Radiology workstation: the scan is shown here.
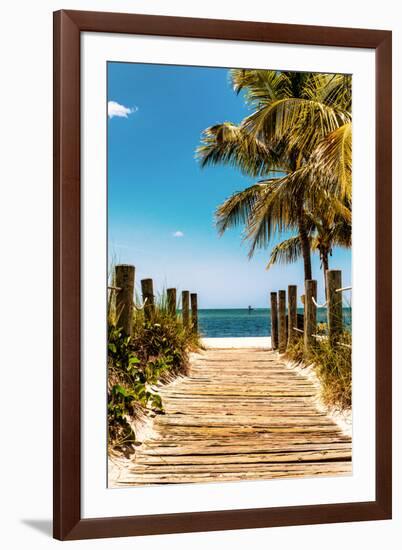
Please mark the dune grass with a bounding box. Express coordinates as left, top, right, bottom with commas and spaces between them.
286, 327, 351, 411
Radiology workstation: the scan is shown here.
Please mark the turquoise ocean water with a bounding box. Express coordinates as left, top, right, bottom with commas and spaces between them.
198, 308, 352, 338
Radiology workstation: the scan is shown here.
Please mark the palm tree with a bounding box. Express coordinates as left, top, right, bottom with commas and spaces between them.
197, 69, 351, 282
267, 208, 351, 299
264, 120, 352, 297
198, 124, 315, 277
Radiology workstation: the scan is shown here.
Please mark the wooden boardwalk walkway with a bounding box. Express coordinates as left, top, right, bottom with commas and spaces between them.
119, 348, 352, 485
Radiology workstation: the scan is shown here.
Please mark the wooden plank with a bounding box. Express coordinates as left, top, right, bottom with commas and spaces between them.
118, 462, 352, 485
154, 415, 336, 427
135, 449, 351, 465
138, 443, 352, 456
130, 464, 353, 474
109, 348, 351, 486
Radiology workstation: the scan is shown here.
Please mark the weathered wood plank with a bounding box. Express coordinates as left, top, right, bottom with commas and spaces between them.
137, 442, 352, 456
154, 415, 336, 427
135, 449, 351, 464
111, 348, 351, 486
118, 462, 352, 485
130, 461, 352, 473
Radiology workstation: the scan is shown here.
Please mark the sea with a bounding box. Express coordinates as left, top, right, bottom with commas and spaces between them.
198, 308, 352, 338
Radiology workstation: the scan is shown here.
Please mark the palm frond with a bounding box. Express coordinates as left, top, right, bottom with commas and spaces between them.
196, 122, 286, 177
243, 97, 350, 157
230, 69, 291, 105
215, 183, 267, 235
303, 73, 351, 111
266, 235, 304, 269
307, 123, 352, 200
244, 175, 300, 256
329, 219, 352, 248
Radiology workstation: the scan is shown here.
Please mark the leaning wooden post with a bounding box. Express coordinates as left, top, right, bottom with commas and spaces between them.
141, 278, 155, 321
278, 290, 287, 353
327, 270, 343, 346
115, 264, 135, 336
190, 293, 198, 333
167, 288, 177, 317
288, 285, 298, 346
270, 292, 279, 350
182, 290, 190, 329
304, 279, 317, 353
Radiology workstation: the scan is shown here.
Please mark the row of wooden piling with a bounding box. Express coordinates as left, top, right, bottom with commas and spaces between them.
270, 269, 345, 354
113, 264, 198, 336
176, 290, 198, 334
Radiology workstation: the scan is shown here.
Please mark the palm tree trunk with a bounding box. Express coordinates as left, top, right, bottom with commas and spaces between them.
322, 249, 329, 300
297, 210, 312, 281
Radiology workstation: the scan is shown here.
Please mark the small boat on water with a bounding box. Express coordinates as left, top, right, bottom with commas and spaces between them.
247, 305, 254, 313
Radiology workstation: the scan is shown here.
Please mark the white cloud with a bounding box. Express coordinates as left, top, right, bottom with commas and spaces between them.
172, 231, 184, 238
108, 100, 137, 119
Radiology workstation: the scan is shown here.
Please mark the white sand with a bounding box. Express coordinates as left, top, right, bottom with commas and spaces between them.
202, 336, 272, 349
285, 358, 352, 437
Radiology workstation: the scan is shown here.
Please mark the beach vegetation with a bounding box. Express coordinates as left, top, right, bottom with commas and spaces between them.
286, 295, 352, 411
107, 289, 199, 452
286, 329, 352, 410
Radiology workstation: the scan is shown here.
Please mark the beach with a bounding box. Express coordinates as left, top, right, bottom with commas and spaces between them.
202, 336, 271, 349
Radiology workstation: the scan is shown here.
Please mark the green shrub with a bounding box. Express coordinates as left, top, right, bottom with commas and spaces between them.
130, 305, 199, 373
107, 291, 199, 450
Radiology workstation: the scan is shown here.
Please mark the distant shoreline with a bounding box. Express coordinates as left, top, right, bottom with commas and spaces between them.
196, 307, 352, 310
196, 308, 351, 338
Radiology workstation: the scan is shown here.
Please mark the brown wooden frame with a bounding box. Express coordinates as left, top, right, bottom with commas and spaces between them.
53, 9, 392, 541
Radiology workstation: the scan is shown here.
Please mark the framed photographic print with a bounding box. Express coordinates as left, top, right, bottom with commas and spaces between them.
53, 10, 392, 540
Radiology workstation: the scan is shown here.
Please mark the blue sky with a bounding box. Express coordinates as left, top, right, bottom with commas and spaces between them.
108, 62, 351, 308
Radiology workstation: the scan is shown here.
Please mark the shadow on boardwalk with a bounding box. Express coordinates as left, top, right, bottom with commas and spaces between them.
109, 347, 352, 486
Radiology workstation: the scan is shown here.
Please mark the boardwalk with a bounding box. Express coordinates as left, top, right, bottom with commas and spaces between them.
115, 347, 352, 485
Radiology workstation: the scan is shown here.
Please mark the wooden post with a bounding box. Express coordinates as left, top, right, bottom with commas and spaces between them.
327, 270, 343, 345
167, 288, 176, 317
278, 290, 287, 353
288, 285, 297, 346
270, 292, 278, 350
285, 313, 288, 345
190, 293, 198, 333
115, 264, 135, 336
182, 290, 190, 329
304, 279, 317, 353
141, 278, 155, 321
